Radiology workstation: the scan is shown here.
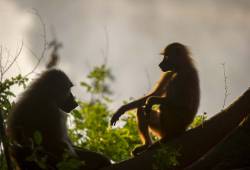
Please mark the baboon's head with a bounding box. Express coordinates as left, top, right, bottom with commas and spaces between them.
159, 42, 192, 72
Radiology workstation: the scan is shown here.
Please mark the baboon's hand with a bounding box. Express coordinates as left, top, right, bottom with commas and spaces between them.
110, 109, 124, 126
110, 113, 121, 126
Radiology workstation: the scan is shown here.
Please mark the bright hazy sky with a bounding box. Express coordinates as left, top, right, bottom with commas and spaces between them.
1, 0, 250, 117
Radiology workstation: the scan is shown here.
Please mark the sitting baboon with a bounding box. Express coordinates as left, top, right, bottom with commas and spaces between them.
111, 42, 200, 156
7, 69, 110, 169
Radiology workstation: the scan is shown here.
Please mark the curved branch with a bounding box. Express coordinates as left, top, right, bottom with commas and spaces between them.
24, 9, 48, 77
101, 88, 250, 170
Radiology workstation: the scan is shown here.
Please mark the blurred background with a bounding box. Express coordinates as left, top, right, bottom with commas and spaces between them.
1, 0, 250, 116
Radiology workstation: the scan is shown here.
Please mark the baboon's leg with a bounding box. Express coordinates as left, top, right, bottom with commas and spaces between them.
136, 106, 152, 145
133, 108, 161, 156
160, 109, 191, 141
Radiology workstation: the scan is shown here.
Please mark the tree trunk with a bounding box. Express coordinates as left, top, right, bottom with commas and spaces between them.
186, 116, 250, 170
101, 88, 250, 170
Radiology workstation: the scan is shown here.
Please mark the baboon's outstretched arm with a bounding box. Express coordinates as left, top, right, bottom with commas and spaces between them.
110, 71, 173, 126
118, 71, 174, 113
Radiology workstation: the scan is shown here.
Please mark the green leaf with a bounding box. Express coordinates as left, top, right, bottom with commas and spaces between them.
33, 131, 43, 145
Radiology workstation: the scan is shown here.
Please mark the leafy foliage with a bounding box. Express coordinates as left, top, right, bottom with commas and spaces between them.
80, 64, 114, 101
189, 114, 207, 129
0, 75, 28, 170
0, 75, 28, 116
152, 144, 181, 170
69, 65, 141, 161
25, 131, 48, 170
56, 152, 83, 170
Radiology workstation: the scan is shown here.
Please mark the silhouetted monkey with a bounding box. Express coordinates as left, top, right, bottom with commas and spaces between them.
7, 69, 110, 170
111, 43, 200, 156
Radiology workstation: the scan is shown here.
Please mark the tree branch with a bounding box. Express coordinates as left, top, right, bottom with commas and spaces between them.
101, 88, 250, 170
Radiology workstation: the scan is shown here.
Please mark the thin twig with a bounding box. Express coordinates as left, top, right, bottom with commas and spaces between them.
221, 63, 230, 109
15, 60, 22, 75
3, 47, 11, 69
24, 9, 48, 77
2, 41, 24, 75
25, 45, 40, 59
